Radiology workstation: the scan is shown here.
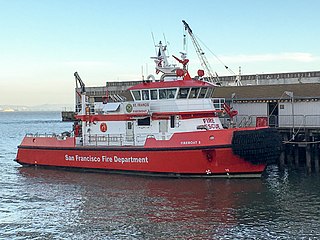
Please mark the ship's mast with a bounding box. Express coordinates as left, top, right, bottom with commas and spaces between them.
151, 41, 178, 75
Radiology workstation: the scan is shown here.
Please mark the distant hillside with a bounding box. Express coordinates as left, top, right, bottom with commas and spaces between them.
0, 104, 74, 112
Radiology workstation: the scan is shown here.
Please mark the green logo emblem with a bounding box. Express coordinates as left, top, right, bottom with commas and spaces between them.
126, 104, 133, 113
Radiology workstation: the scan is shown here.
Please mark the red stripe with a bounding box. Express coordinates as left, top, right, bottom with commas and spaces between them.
75, 110, 222, 121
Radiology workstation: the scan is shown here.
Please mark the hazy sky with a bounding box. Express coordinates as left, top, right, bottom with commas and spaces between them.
1, 0, 320, 106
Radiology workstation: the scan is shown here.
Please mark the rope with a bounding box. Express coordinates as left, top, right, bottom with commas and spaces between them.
194, 34, 236, 75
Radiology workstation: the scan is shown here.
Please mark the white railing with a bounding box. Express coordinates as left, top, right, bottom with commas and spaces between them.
81, 132, 174, 147
26, 133, 71, 138
221, 114, 320, 128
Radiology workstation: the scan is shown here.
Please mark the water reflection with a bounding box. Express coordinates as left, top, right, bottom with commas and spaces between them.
15, 167, 273, 239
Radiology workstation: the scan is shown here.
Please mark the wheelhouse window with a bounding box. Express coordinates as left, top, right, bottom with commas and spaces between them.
159, 88, 178, 99
177, 88, 190, 99
132, 90, 141, 100
205, 88, 214, 98
159, 89, 167, 99
150, 89, 158, 100
167, 89, 177, 99
198, 87, 207, 98
189, 88, 200, 98
142, 90, 150, 100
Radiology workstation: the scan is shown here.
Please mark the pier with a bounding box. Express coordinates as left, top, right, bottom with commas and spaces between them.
221, 113, 320, 173
61, 111, 75, 121
278, 127, 320, 173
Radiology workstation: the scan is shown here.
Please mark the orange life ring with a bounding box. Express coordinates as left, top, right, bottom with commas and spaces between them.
100, 123, 107, 132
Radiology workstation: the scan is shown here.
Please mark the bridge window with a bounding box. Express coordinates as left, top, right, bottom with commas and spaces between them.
132, 91, 141, 100
178, 88, 190, 99
159, 88, 177, 99
150, 89, 158, 100
205, 88, 214, 98
142, 90, 150, 100
189, 88, 200, 98
159, 89, 167, 99
198, 87, 207, 98
167, 89, 177, 99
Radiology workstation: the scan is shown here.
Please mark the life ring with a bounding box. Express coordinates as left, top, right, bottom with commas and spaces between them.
100, 123, 107, 132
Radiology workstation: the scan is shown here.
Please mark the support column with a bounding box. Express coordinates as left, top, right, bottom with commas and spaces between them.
306, 144, 312, 173
279, 150, 285, 169
294, 145, 299, 168
315, 144, 319, 173
287, 145, 293, 167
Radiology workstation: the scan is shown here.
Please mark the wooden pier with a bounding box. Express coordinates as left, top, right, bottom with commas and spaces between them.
61, 111, 75, 122
278, 127, 320, 173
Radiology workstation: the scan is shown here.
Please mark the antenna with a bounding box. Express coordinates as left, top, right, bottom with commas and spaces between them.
163, 33, 170, 56
182, 22, 188, 53
151, 32, 157, 55
141, 65, 144, 80
146, 63, 148, 77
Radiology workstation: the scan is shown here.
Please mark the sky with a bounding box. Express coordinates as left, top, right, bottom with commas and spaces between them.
1, 0, 320, 107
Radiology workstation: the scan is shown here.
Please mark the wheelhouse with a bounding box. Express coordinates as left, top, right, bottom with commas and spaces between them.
130, 84, 215, 101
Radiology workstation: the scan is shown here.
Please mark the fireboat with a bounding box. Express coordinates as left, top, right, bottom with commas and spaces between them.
15, 21, 282, 178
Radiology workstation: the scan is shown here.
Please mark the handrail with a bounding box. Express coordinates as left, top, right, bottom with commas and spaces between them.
229, 114, 320, 128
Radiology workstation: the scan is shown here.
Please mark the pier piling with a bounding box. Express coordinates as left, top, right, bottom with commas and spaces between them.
315, 145, 319, 173
279, 128, 320, 173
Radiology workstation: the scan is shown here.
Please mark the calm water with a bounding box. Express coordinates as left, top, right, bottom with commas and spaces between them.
1, 112, 320, 239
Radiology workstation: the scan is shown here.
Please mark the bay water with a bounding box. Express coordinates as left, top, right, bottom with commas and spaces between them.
1, 111, 320, 239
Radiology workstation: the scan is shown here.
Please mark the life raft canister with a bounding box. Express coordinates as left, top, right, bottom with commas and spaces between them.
100, 123, 107, 132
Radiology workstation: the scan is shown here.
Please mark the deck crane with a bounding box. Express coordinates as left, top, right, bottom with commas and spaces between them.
74, 72, 86, 94
74, 72, 86, 113
182, 20, 221, 85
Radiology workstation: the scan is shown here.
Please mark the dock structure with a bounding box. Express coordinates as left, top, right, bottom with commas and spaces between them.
213, 83, 320, 173
62, 70, 320, 172
61, 111, 76, 121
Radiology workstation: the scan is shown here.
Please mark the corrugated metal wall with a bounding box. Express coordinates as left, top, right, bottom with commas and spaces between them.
232, 101, 320, 127
233, 103, 268, 116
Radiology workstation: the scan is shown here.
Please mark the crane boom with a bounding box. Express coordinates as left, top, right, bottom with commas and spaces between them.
74, 72, 86, 94
182, 20, 220, 85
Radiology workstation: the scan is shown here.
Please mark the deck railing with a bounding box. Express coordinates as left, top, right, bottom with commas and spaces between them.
223, 114, 320, 128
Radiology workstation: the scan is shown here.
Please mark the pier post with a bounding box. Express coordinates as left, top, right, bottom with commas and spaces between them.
294, 145, 299, 168
306, 144, 312, 173
315, 144, 319, 173
279, 150, 285, 169
287, 145, 293, 166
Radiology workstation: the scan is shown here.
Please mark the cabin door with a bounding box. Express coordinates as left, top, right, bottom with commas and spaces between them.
125, 121, 134, 145
268, 102, 279, 127
159, 120, 168, 140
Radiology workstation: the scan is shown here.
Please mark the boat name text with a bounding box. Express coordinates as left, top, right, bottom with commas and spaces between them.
65, 154, 149, 164
180, 140, 201, 145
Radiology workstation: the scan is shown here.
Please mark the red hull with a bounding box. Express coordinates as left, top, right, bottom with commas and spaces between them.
15, 129, 266, 178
